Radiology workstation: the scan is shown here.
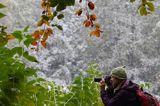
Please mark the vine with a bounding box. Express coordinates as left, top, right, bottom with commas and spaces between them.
75, 0, 103, 37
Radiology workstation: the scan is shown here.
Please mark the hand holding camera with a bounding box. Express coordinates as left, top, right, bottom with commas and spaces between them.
94, 75, 112, 89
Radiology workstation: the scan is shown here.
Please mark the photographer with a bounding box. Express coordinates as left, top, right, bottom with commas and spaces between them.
99, 66, 140, 106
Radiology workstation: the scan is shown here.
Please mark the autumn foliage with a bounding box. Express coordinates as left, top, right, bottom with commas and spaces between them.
5, 0, 102, 49
31, 0, 55, 49
76, 0, 102, 37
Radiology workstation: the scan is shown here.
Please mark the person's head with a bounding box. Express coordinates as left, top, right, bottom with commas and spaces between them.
110, 66, 127, 88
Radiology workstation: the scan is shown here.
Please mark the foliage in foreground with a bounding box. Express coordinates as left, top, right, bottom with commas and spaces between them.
0, 24, 103, 106
0, 43, 104, 106
0, 4, 103, 105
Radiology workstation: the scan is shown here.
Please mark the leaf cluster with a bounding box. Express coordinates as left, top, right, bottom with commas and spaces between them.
130, 0, 155, 16
49, 0, 75, 31
139, 1, 155, 16
50, 0, 75, 11
0, 26, 39, 105
0, 23, 103, 105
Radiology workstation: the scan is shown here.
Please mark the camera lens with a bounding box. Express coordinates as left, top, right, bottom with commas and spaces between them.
94, 78, 102, 82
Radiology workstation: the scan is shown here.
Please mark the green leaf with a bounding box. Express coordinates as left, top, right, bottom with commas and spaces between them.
0, 36, 7, 47
42, 15, 49, 21
0, 65, 8, 81
57, 14, 64, 19
12, 31, 23, 42
11, 47, 23, 56
139, 6, 147, 16
52, 24, 63, 30
26, 85, 41, 93
0, 12, 6, 19
24, 36, 34, 47
23, 51, 38, 63
130, 0, 136, 3
146, 2, 155, 11
23, 26, 30, 32
50, 0, 59, 7
24, 68, 36, 76
0, 3, 6, 8
53, 11, 57, 17
65, 0, 75, 6
56, 3, 66, 11
56, 25, 63, 30
36, 78, 46, 82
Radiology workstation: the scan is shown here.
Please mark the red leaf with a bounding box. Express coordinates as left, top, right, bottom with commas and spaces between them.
79, 0, 82, 3
88, 2, 94, 10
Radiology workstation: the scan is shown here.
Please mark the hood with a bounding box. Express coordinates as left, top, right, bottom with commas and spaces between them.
121, 80, 139, 92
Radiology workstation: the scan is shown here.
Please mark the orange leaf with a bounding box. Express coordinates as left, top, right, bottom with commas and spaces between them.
46, 28, 53, 36
5, 34, 15, 40
90, 29, 101, 37
39, 30, 44, 35
75, 9, 82, 16
48, 7, 52, 16
95, 23, 101, 29
31, 41, 38, 46
43, 20, 50, 26
35, 35, 40, 40
32, 30, 41, 40
83, 20, 91, 27
41, 1, 48, 8
41, 41, 47, 48
90, 14, 97, 21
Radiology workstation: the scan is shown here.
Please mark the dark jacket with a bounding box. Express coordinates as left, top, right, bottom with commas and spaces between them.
100, 80, 141, 106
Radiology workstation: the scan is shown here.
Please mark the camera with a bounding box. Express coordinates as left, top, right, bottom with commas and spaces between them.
94, 77, 102, 82
94, 75, 111, 83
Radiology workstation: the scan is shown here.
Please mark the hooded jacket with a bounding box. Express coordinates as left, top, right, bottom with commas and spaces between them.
101, 80, 141, 106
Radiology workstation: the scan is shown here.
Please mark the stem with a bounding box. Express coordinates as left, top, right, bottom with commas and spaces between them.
64, 93, 75, 106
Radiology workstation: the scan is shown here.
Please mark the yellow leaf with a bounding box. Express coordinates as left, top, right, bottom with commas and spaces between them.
41, 1, 48, 8
48, 7, 52, 16
139, 5, 147, 16
39, 29, 44, 35
146, 2, 155, 11
37, 18, 43, 26
42, 34, 48, 41
43, 20, 50, 26
5, 34, 15, 40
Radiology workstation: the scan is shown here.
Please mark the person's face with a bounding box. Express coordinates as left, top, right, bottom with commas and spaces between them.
110, 76, 121, 89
